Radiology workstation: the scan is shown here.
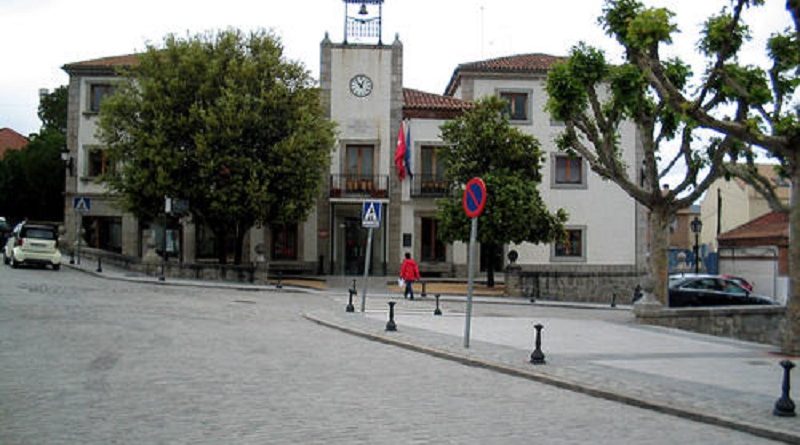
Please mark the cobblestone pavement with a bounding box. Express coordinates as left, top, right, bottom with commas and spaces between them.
0, 265, 788, 444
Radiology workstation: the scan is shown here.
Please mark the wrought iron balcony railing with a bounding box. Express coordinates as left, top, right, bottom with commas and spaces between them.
329, 174, 389, 198
411, 174, 450, 197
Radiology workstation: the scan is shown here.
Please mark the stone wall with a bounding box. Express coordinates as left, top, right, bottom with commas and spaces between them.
505, 264, 644, 304
634, 305, 785, 346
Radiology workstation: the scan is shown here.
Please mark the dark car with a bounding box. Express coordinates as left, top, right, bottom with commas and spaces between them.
668, 275, 775, 307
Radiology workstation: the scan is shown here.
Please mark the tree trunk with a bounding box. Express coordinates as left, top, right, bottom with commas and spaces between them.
648, 207, 671, 305
234, 225, 247, 265
782, 159, 800, 354
214, 229, 227, 265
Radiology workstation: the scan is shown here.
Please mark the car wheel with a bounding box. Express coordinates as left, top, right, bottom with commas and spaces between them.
2, 252, 7, 265
10, 256, 18, 269
52, 264, 60, 271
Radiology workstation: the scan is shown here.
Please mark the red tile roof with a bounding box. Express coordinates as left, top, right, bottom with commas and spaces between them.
718, 211, 789, 244
0, 128, 29, 158
403, 88, 472, 119
62, 54, 141, 74
445, 53, 566, 96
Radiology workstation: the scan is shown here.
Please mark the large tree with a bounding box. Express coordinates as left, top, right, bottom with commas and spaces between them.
436, 96, 567, 287
546, 40, 739, 305
0, 86, 67, 223
98, 29, 335, 264
598, 0, 800, 352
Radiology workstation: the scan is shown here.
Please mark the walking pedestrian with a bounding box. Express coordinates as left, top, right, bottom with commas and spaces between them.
399, 252, 421, 300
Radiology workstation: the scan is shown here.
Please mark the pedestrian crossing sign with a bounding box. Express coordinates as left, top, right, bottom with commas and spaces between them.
361, 201, 382, 228
73, 196, 91, 212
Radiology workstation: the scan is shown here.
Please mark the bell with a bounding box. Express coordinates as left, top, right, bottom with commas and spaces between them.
358, 2, 368, 15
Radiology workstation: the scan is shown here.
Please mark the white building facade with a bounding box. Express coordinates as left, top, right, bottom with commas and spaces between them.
61, 5, 646, 300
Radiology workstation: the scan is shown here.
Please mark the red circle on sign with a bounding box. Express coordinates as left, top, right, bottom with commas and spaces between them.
462, 177, 487, 218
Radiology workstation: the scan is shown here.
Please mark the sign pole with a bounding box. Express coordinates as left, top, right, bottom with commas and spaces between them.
75, 212, 82, 265
464, 216, 477, 348
361, 227, 373, 312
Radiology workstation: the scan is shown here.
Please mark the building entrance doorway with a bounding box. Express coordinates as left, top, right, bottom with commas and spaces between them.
344, 217, 366, 275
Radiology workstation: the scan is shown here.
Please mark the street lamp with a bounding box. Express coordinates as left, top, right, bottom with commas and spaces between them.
690, 216, 702, 274
60, 147, 73, 176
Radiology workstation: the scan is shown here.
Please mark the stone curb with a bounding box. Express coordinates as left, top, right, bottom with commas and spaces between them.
64, 263, 309, 294
303, 311, 800, 445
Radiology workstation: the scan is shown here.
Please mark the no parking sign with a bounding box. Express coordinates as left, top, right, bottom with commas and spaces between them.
462, 177, 487, 218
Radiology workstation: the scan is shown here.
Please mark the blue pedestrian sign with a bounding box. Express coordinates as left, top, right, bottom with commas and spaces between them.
73, 196, 91, 212
361, 201, 382, 228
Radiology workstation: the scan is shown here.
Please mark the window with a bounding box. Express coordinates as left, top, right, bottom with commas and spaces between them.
272, 224, 298, 260
87, 148, 114, 177
499, 92, 529, 121
418, 146, 448, 195
345, 145, 375, 193
551, 154, 586, 189
420, 217, 445, 262
553, 227, 586, 261
89, 84, 115, 113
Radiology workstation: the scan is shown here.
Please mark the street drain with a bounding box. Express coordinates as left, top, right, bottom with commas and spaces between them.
233, 300, 256, 304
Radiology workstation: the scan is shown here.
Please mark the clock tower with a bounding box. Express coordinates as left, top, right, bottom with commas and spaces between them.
318, 0, 404, 276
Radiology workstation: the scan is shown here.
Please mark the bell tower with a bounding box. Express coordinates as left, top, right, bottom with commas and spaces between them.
343, 0, 384, 45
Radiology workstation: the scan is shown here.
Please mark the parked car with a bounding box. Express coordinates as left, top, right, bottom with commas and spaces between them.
3, 222, 61, 270
668, 275, 774, 307
721, 274, 754, 292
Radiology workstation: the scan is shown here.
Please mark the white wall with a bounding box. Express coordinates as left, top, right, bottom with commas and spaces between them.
452, 76, 639, 266
329, 46, 394, 176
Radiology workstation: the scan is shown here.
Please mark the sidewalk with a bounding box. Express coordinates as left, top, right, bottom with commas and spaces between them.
305, 301, 800, 444
66, 261, 800, 443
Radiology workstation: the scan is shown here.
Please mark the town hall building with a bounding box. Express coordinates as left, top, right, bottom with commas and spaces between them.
61, 0, 646, 299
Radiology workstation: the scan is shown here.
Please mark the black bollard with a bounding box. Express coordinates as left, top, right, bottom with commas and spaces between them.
434, 293, 442, 316
385, 301, 397, 331
421, 281, 427, 298
96, 256, 102, 273
610, 292, 616, 308
774, 360, 796, 417
346, 289, 355, 313
69, 249, 75, 265
276, 271, 283, 289
530, 323, 546, 365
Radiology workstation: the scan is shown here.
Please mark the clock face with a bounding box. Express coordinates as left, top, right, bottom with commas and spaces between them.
349, 74, 373, 97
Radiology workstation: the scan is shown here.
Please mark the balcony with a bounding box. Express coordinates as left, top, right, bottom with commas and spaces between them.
411, 174, 450, 197
329, 174, 389, 199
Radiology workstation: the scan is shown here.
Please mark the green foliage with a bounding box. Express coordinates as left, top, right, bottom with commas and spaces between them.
98, 29, 335, 263
699, 11, 750, 57
436, 96, 566, 246
626, 7, 677, 50
0, 87, 66, 223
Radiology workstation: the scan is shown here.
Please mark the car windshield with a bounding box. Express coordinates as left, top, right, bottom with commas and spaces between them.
22, 228, 56, 240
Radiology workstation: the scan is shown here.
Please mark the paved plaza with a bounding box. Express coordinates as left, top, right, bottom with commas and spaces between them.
0, 262, 797, 444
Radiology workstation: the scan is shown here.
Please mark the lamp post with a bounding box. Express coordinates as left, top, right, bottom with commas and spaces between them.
690, 216, 702, 274
60, 147, 73, 176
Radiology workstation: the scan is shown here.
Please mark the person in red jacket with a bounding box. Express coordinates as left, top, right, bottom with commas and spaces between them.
399, 252, 421, 300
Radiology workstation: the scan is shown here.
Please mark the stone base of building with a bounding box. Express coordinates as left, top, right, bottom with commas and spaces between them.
504, 264, 644, 304
634, 304, 786, 347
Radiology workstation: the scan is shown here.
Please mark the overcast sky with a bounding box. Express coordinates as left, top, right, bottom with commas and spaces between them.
0, 0, 791, 138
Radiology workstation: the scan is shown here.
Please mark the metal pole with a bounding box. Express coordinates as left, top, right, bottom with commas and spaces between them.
694, 231, 700, 274
159, 212, 166, 281
76, 213, 82, 265
360, 227, 373, 313
464, 217, 478, 348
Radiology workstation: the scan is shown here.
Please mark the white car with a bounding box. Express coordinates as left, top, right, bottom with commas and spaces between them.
3, 222, 61, 270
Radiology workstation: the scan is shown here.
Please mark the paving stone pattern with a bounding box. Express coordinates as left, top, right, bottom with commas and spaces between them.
0, 266, 786, 444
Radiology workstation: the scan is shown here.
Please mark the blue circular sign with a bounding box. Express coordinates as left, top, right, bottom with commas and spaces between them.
462, 177, 487, 218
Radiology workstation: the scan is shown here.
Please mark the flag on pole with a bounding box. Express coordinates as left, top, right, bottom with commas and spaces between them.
394, 121, 407, 181
404, 120, 413, 179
